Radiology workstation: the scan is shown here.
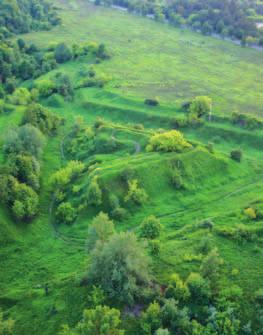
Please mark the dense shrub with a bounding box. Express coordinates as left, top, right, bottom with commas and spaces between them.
87, 176, 102, 207
55, 202, 77, 224
144, 98, 159, 106
22, 103, 62, 134
50, 161, 85, 189
54, 43, 72, 63
140, 215, 162, 239
125, 179, 148, 206
147, 130, 192, 153
230, 149, 243, 162
86, 212, 115, 251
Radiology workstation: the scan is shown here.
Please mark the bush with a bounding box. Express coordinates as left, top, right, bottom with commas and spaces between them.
169, 168, 184, 189
230, 149, 242, 162
189, 96, 212, 119
146, 130, 192, 153
244, 207, 256, 220
50, 161, 85, 189
87, 177, 102, 207
255, 289, 263, 304
144, 98, 159, 106
165, 273, 190, 302
86, 212, 115, 251
148, 240, 161, 256
186, 272, 211, 305
140, 215, 162, 239
125, 179, 148, 206
54, 43, 72, 63
55, 202, 77, 224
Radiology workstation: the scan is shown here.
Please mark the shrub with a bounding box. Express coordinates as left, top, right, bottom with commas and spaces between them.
54, 43, 72, 63
86, 212, 115, 251
186, 273, 211, 305
244, 207, 256, 220
87, 177, 102, 207
10, 87, 32, 105
144, 98, 159, 106
255, 289, 263, 304
55, 202, 77, 224
50, 161, 85, 189
230, 149, 242, 162
165, 273, 190, 302
140, 215, 162, 239
147, 130, 192, 153
189, 96, 212, 118
197, 235, 213, 254
149, 240, 161, 256
125, 179, 148, 206
111, 207, 127, 221
169, 168, 184, 189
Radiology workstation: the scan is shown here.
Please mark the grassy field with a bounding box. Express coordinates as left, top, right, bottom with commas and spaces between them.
22, 0, 263, 117
1, 1, 263, 334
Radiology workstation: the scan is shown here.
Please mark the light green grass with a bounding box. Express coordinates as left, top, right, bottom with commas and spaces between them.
22, 0, 263, 117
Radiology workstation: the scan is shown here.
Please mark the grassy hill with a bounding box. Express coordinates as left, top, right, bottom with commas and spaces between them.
22, 0, 263, 117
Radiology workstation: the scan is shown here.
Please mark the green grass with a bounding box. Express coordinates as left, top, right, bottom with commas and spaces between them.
22, 0, 263, 117
1, 1, 263, 334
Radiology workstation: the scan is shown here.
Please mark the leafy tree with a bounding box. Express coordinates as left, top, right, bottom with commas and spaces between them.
140, 215, 162, 239
60, 306, 124, 335
9, 87, 32, 105
189, 96, 212, 120
146, 130, 192, 153
140, 301, 162, 335
8, 153, 40, 190
87, 176, 102, 206
148, 240, 161, 256
50, 161, 85, 189
22, 103, 62, 134
200, 248, 223, 285
89, 232, 151, 304
165, 273, 190, 302
86, 212, 115, 251
186, 272, 211, 305
156, 329, 170, 335
125, 179, 148, 206
4, 124, 44, 158
55, 202, 77, 224
54, 43, 72, 63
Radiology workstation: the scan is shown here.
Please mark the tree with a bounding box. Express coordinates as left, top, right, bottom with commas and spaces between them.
146, 130, 192, 153
86, 212, 115, 251
4, 124, 44, 158
54, 43, 72, 63
165, 273, 190, 302
189, 96, 212, 120
200, 248, 223, 285
89, 232, 151, 304
140, 301, 162, 335
87, 176, 102, 206
186, 272, 211, 305
124, 179, 148, 206
55, 202, 77, 224
60, 306, 124, 335
140, 215, 162, 239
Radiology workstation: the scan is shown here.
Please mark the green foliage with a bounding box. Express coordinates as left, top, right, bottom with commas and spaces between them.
140, 215, 161, 240
189, 96, 212, 120
86, 212, 115, 251
9, 87, 32, 105
50, 161, 85, 189
4, 124, 45, 159
230, 149, 243, 162
86, 176, 102, 207
0, 309, 14, 335
89, 232, 151, 304
54, 43, 72, 64
125, 179, 148, 206
148, 240, 161, 256
0, 175, 39, 221
165, 273, 190, 302
147, 130, 192, 153
140, 301, 162, 335
60, 305, 124, 335
200, 248, 223, 284
55, 202, 77, 224
22, 103, 62, 134
186, 272, 211, 305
